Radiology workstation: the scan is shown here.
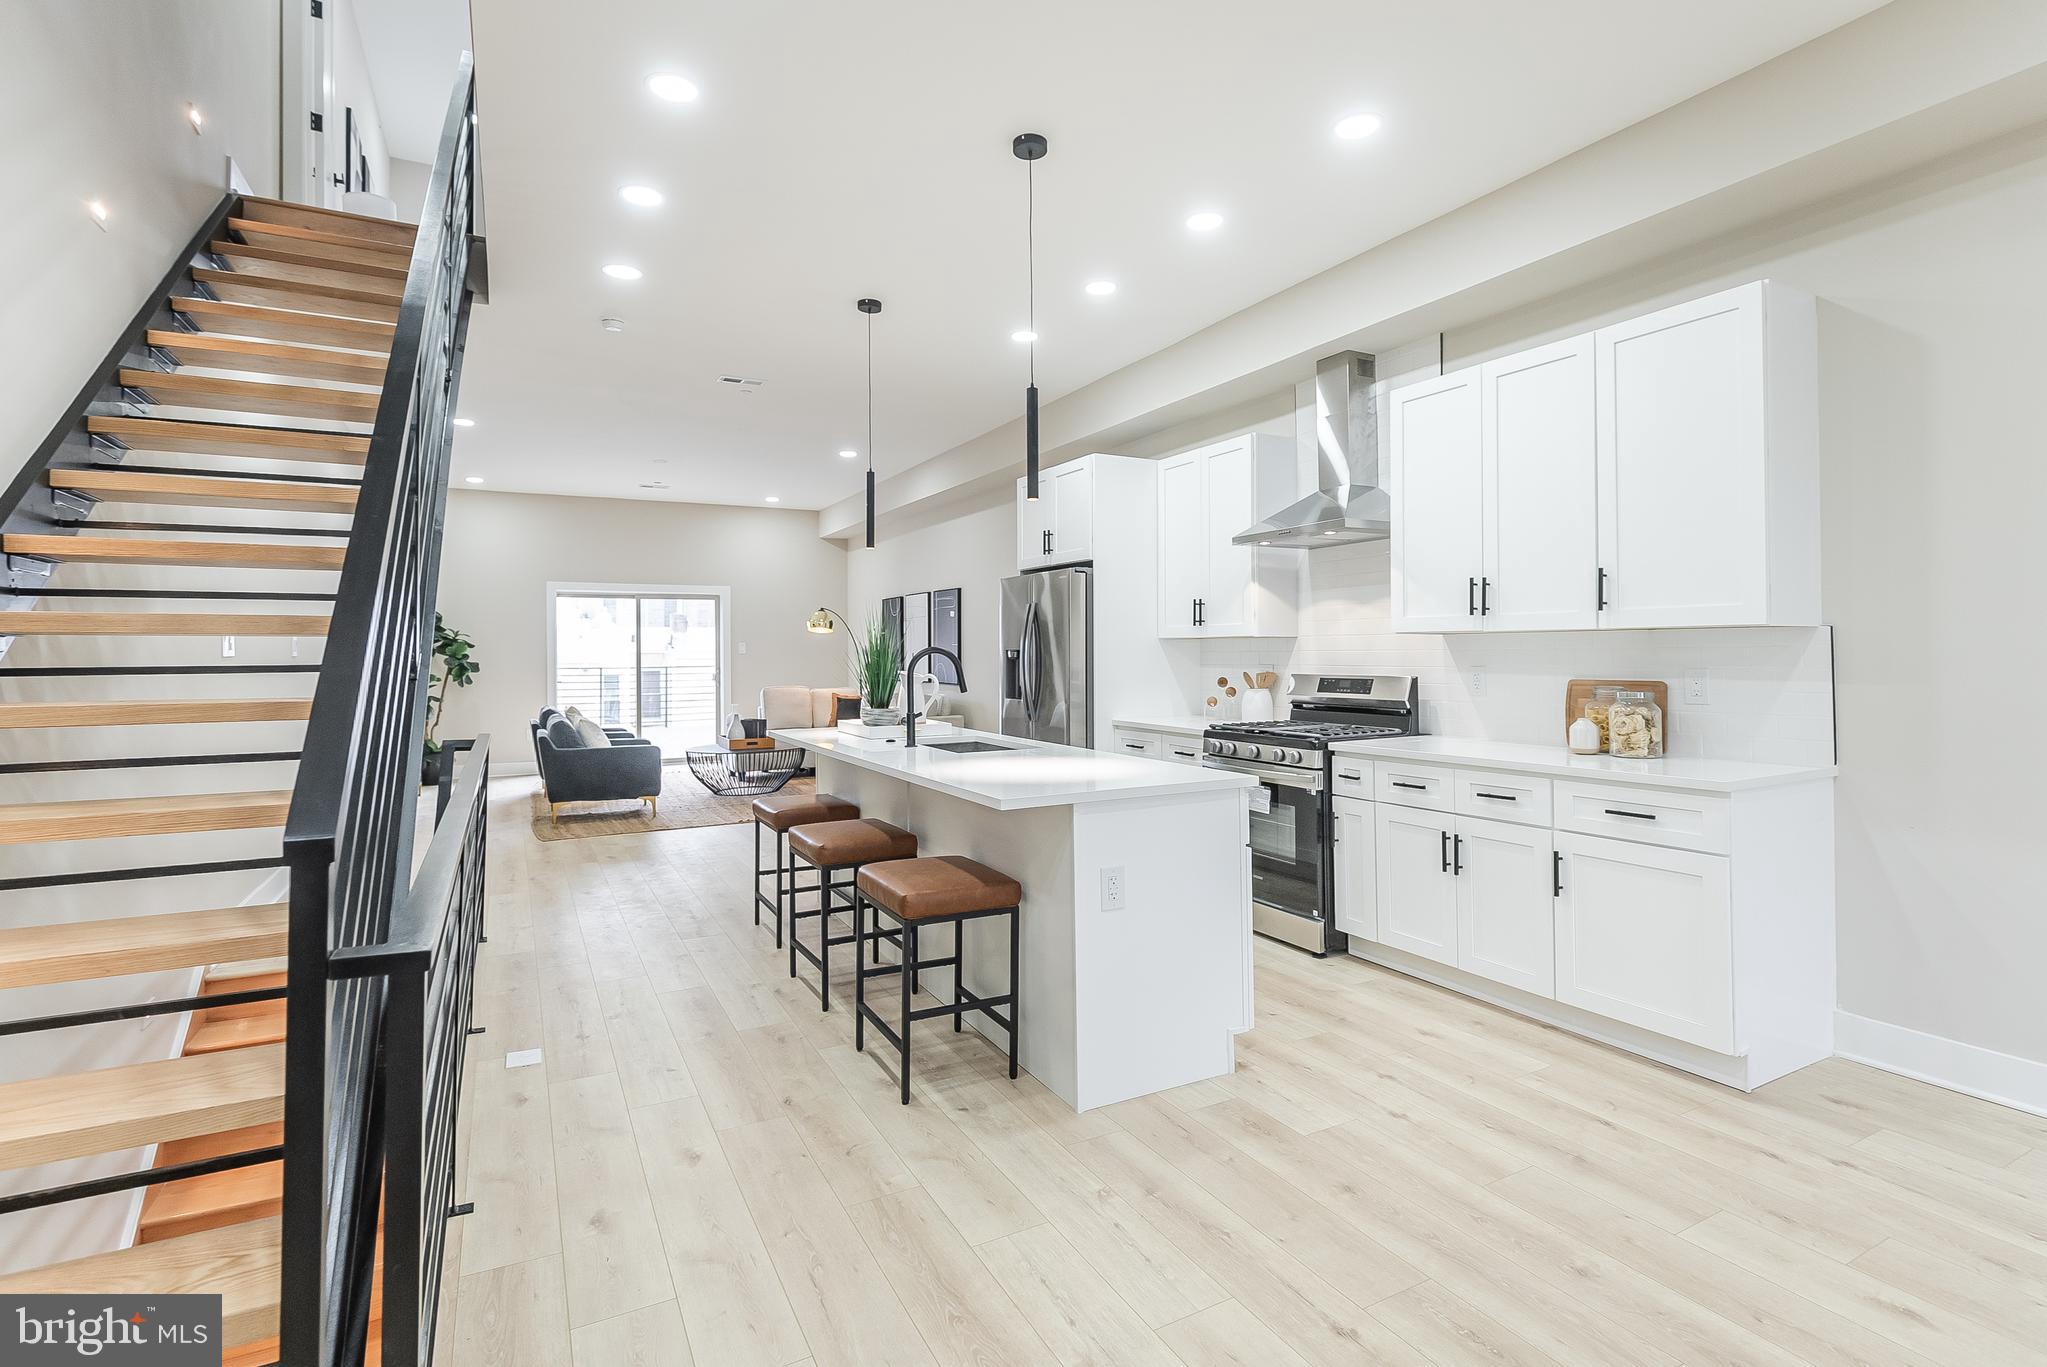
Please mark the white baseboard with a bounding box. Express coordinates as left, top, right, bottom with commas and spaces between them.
1834, 1010, 2047, 1119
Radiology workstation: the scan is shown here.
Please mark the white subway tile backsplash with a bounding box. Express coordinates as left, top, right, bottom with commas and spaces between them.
1199, 540, 1834, 764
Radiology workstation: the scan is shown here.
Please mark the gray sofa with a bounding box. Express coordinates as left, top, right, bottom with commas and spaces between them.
532, 707, 663, 818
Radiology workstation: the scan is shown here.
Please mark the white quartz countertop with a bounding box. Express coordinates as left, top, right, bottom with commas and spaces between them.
772, 725, 1255, 811
1111, 715, 1212, 737
1327, 735, 1837, 793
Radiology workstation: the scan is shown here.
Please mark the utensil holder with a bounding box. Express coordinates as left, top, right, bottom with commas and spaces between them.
1240, 689, 1275, 723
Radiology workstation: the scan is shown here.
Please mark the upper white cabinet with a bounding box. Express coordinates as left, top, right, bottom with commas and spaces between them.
1595, 282, 1819, 628
1388, 281, 1818, 633
1156, 435, 1298, 638
1016, 460, 1095, 570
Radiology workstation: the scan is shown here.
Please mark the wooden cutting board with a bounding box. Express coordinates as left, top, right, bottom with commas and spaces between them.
1564, 679, 1670, 741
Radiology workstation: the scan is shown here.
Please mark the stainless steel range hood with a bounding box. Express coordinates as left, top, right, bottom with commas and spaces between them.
1233, 350, 1390, 548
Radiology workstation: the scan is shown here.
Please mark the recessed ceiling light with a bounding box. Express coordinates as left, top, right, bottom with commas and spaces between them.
764, 495, 781, 503
600, 317, 626, 333
453, 417, 475, 427
647, 73, 699, 103
1084, 280, 1116, 296
1333, 112, 1383, 141
602, 263, 642, 281
1185, 211, 1223, 233
464, 475, 484, 484
838, 449, 858, 459
619, 184, 664, 208
1011, 329, 1038, 344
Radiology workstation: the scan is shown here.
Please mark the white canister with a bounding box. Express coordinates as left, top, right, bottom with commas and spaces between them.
1567, 715, 1602, 755
1240, 689, 1275, 723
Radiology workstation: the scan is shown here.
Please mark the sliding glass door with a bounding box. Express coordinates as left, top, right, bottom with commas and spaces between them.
552, 591, 722, 750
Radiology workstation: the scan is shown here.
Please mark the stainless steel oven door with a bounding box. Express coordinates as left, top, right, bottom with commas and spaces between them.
1207, 759, 1325, 926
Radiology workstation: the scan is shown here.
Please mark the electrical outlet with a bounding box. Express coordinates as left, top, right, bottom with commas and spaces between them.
1686, 671, 1710, 705
737, 641, 747, 655
1468, 667, 1486, 697
1100, 866, 1126, 912
221, 635, 236, 658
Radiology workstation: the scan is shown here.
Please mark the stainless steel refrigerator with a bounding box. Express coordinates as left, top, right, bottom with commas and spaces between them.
999, 566, 1092, 746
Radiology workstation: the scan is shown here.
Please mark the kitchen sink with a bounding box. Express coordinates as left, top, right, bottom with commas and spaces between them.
923, 740, 1017, 754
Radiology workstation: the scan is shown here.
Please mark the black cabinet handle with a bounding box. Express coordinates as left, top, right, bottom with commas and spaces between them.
1452, 833, 1464, 875
1440, 830, 1450, 872
1597, 566, 1609, 611
1392, 780, 1427, 791
1553, 850, 1563, 897
1603, 808, 1656, 820
1474, 791, 1517, 801
1337, 770, 1363, 781
1468, 577, 1478, 615
1481, 577, 1491, 615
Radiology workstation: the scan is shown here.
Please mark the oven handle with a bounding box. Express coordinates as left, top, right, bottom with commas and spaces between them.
1202, 759, 1322, 792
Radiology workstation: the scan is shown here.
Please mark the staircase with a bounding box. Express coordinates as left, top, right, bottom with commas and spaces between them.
0, 193, 417, 1363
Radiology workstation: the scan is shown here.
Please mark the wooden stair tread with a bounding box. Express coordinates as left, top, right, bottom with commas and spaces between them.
0, 1218, 281, 1350
138, 1155, 281, 1243
158, 1121, 280, 1168
211, 239, 409, 285
147, 328, 390, 386
227, 215, 412, 260
185, 1009, 285, 1054
119, 369, 381, 424
236, 193, 417, 248
0, 611, 329, 636
0, 1043, 284, 1168
50, 467, 359, 513
192, 266, 401, 324
3, 533, 346, 571
202, 970, 286, 1017
173, 295, 395, 352
0, 698, 313, 727
0, 902, 286, 990
206, 959, 288, 985
86, 415, 370, 464
0, 790, 293, 845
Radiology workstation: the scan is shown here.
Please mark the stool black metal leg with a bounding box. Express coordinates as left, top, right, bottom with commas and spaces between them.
774, 830, 787, 947
954, 919, 965, 1033
788, 853, 804, 981
753, 820, 762, 927
900, 918, 914, 1105
853, 891, 866, 1049
1007, 906, 1020, 1079
817, 865, 833, 1011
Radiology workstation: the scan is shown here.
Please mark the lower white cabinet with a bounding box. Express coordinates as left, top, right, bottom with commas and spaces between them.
1331, 796, 1375, 940
1454, 815, 1555, 997
1373, 804, 1456, 965
1553, 831, 1733, 1053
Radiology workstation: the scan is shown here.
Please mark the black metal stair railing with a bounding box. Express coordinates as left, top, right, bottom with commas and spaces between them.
278, 52, 487, 1367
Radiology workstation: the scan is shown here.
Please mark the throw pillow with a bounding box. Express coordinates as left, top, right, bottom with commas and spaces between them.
545, 716, 583, 748
574, 717, 613, 748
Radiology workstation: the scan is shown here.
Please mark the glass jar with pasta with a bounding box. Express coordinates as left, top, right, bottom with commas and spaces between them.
1607, 690, 1664, 759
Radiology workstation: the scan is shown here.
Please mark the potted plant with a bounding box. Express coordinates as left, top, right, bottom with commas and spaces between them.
423, 612, 480, 784
851, 615, 903, 726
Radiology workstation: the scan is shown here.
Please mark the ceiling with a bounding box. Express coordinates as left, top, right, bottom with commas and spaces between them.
450, 0, 1886, 512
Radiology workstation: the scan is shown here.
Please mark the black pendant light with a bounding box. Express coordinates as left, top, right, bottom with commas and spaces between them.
1014, 132, 1047, 500
858, 296, 881, 548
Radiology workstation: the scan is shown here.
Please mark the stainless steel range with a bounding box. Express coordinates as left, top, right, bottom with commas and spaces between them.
1203, 674, 1420, 955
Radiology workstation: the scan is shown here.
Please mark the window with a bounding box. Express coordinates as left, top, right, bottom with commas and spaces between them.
550, 587, 725, 751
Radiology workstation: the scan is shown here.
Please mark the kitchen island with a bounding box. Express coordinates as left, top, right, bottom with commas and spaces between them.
770, 724, 1256, 1111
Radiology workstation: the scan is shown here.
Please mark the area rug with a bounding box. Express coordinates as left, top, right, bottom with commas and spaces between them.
529, 769, 815, 841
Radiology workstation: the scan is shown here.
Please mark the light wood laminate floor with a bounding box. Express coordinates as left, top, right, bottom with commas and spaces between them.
439, 776, 2047, 1367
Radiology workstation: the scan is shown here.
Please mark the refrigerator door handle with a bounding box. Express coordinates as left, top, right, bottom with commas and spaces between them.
1018, 601, 1040, 723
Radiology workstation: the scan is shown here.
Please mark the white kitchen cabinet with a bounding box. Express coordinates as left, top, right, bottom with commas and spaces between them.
1553, 831, 1733, 1053
1156, 435, 1298, 638
1388, 281, 1817, 634
1332, 795, 1376, 940
1109, 729, 1161, 759
1016, 459, 1095, 570
1454, 815, 1555, 997
1388, 368, 1484, 633
1373, 803, 1456, 966
1482, 335, 1598, 631
1595, 281, 1818, 628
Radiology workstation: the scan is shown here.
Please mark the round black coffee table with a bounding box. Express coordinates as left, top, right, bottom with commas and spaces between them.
684, 743, 807, 796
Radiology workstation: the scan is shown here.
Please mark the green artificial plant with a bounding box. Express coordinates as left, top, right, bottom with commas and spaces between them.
424, 612, 480, 760
850, 615, 902, 711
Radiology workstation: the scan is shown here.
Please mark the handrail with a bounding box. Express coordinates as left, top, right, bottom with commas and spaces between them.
279, 50, 484, 1367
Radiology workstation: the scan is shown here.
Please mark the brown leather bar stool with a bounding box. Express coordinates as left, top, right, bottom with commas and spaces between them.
751, 792, 860, 948
853, 855, 1021, 1104
785, 818, 918, 1008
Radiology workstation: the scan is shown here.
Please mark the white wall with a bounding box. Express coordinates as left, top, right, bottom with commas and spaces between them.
327, 0, 393, 200
434, 489, 848, 769
0, 0, 281, 467
386, 156, 433, 224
